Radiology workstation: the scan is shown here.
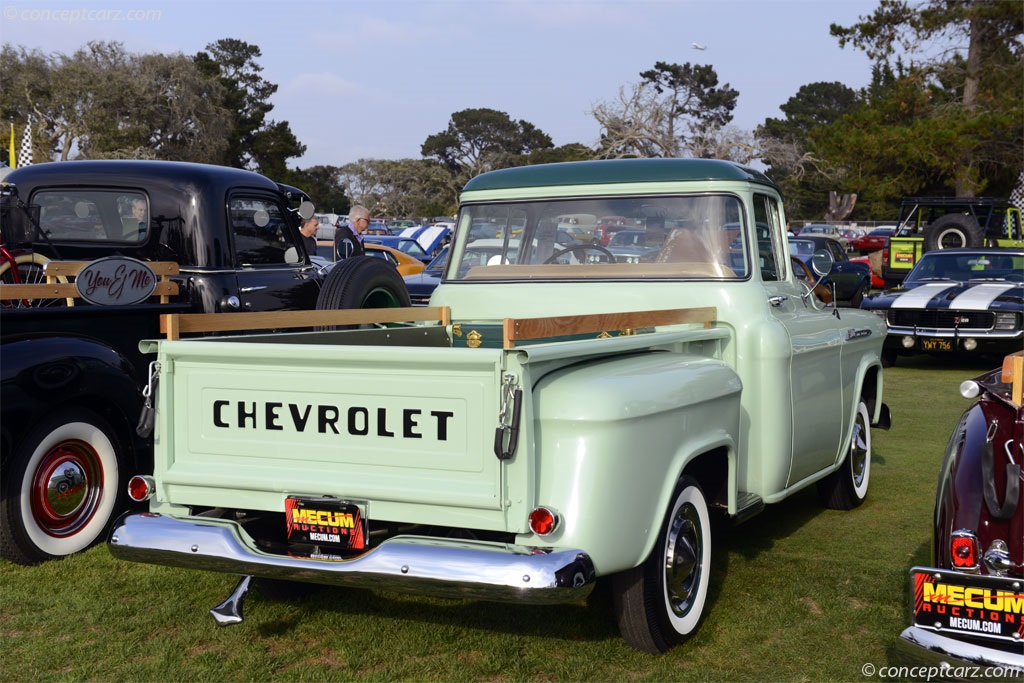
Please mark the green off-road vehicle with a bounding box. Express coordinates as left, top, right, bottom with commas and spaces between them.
883, 196, 1024, 286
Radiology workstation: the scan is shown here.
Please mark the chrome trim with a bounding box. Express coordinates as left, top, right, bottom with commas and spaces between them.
886, 327, 1022, 340
109, 513, 595, 604
896, 626, 1024, 675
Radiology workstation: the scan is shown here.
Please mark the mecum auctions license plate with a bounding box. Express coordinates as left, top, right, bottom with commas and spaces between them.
285, 496, 366, 551
910, 567, 1024, 644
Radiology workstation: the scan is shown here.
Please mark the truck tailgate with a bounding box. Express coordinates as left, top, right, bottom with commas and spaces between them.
156, 341, 505, 515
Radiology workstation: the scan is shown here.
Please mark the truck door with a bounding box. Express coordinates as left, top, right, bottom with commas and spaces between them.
756, 194, 844, 486
227, 194, 321, 312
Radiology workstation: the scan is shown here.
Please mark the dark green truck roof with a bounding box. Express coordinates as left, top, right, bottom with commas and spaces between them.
462, 158, 778, 193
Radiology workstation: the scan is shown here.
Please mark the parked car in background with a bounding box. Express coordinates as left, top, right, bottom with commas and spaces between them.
861, 248, 1024, 366
788, 235, 872, 306
363, 221, 392, 236
363, 236, 433, 263
593, 215, 634, 245
896, 352, 1024, 671
799, 224, 850, 250
315, 240, 425, 277
850, 254, 886, 289
606, 230, 661, 263
403, 246, 448, 306
850, 227, 896, 254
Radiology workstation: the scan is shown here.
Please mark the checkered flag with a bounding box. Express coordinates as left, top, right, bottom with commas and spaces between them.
1011, 171, 1024, 212
17, 119, 32, 168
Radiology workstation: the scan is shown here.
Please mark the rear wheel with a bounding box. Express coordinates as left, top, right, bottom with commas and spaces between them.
923, 214, 984, 251
817, 400, 871, 509
612, 476, 711, 653
0, 409, 123, 564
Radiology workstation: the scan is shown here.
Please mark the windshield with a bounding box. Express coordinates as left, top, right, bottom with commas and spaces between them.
907, 252, 1024, 283
449, 194, 747, 280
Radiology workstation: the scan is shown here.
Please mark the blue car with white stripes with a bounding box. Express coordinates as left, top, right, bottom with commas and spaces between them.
860, 248, 1024, 366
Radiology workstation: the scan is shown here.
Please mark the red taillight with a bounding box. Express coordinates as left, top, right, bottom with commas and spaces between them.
528, 507, 558, 536
950, 531, 979, 569
127, 475, 155, 502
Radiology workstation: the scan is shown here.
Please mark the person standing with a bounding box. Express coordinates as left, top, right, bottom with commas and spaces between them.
299, 215, 319, 258
335, 204, 368, 260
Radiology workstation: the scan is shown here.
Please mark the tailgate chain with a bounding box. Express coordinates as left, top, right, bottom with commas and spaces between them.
493, 373, 522, 461
136, 361, 160, 438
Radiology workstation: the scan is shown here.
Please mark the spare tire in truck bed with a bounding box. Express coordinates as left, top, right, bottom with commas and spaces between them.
315, 255, 411, 313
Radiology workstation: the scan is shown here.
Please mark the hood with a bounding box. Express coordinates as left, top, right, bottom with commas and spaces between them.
866, 280, 1023, 311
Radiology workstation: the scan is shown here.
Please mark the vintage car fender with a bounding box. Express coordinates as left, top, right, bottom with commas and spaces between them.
528, 351, 742, 574
0, 334, 144, 469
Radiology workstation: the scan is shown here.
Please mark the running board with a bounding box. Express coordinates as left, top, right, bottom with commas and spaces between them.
733, 492, 764, 523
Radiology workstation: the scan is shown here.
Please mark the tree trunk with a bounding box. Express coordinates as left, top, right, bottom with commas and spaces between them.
824, 190, 857, 222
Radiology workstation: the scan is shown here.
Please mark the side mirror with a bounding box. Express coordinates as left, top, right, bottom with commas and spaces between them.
298, 200, 316, 220
810, 249, 834, 277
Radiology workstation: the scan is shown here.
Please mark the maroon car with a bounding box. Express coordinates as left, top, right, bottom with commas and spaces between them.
897, 353, 1024, 671
850, 226, 895, 254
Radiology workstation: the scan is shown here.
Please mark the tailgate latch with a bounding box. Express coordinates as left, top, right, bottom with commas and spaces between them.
494, 373, 522, 461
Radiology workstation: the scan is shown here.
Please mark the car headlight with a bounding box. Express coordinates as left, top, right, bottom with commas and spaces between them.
994, 312, 1019, 330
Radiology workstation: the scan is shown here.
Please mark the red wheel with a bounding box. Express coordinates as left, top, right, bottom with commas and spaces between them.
1, 409, 122, 564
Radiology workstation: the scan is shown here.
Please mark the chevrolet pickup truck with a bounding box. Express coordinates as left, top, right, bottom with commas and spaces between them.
0, 160, 408, 566
108, 158, 891, 654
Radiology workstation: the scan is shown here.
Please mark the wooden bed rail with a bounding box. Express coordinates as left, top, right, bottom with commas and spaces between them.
160, 306, 452, 340
502, 307, 717, 349
1002, 350, 1023, 406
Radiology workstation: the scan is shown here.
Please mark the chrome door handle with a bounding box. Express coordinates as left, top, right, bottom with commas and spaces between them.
768, 295, 788, 307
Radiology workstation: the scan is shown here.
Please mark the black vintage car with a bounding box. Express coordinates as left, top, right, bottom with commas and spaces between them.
896, 354, 1024, 672
861, 248, 1024, 367
0, 160, 408, 565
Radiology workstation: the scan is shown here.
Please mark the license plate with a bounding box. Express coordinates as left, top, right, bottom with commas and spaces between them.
285, 497, 367, 551
910, 567, 1024, 644
920, 338, 952, 352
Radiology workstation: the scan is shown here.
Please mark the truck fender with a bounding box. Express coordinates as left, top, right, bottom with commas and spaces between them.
530, 351, 741, 575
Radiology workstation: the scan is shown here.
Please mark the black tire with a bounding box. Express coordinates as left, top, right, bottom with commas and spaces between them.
0, 409, 124, 565
923, 214, 984, 251
850, 282, 869, 308
612, 476, 711, 654
817, 400, 871, 510
315, 256, 411, 329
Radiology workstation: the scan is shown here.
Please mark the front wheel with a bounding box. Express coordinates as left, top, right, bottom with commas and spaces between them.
612, 476, 711, 654
817, 400, 871, 509
0, 409, 123, 565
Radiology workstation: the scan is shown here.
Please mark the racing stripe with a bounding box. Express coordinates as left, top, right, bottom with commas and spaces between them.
891, 283, 958, 309
947, 283, 1016, 310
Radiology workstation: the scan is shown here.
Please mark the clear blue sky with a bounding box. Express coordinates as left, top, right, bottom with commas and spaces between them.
2, 0, 879, 168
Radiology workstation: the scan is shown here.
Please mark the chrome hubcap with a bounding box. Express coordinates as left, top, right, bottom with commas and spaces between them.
31, 440, 103, 537
850, 413, 868, 488
664, 503, 702, 617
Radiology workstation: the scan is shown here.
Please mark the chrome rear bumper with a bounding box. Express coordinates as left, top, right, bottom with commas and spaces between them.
109, 513, 596, 604
895, 626, 1024, 677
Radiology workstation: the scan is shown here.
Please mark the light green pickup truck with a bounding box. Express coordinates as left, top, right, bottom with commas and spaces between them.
109, 158, 891, 654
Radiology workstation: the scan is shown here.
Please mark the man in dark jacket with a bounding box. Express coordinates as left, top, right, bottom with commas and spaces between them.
335, 204, 368, 260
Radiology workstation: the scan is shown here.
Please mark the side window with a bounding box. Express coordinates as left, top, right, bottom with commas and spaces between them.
753, 193, 787, 281
229, 197, 298, 266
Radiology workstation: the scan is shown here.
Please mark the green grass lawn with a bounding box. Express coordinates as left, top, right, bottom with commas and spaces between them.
0, 355, 994, 682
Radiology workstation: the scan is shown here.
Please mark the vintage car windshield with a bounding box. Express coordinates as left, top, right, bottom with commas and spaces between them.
448, 194, 748, 280
907, 251, 1024, 284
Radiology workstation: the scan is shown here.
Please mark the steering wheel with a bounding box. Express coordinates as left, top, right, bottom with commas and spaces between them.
544, 244, 617, 264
